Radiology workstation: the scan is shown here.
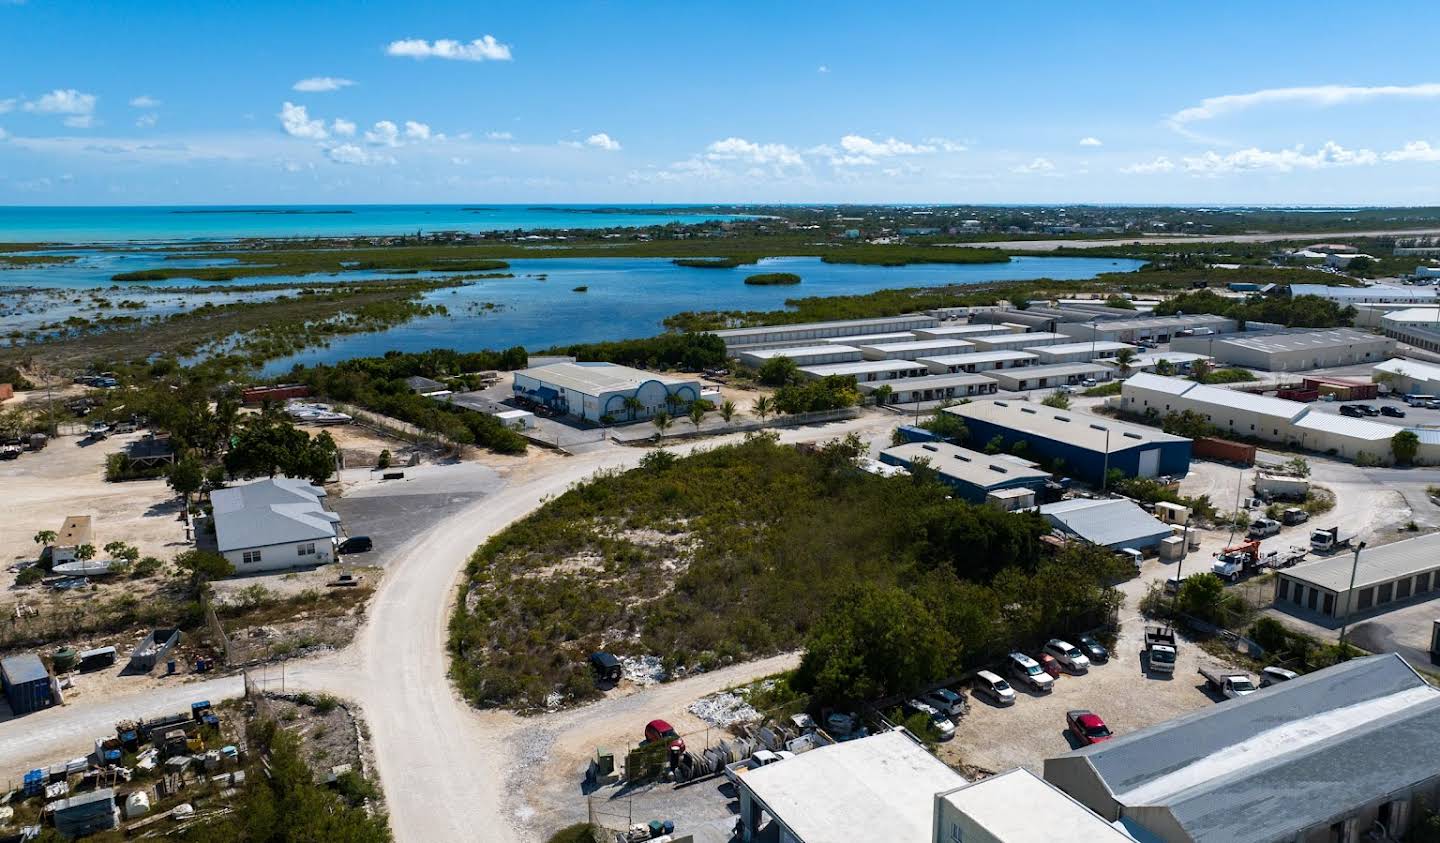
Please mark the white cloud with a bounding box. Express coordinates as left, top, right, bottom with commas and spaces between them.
129, 95, 160, 108
0, 127, 8, 141
706, 137, 803, 167
364, 120, 400, 146
924, 137, 968, 153
0, 98, 13, 114
404, 120, 432, 141
327, 143, 394, 166
817, 65, 829, 74
1120, 156, 1175, 174
1079, 136, 1102, 147
135, 113, 157, 129
485, 131, 513, 141
1384, 140, 1440, 162
385, 36, 512, 62
293, 76, 355, 93
839, 134, 935, 157
585, 132, 621, 151
1182, 141, 1376, 175
1167, 83, 1440, 137
278, 102, 328, 139
1011, 157, 1055, 174
331, 118, 356, 137
25, 89, 97, 127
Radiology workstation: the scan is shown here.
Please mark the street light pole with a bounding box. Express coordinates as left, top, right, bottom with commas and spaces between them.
1337, 541, 1367, 652
1100, 426, 1111, 493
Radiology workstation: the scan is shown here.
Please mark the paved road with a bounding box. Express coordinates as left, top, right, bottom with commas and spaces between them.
944, 228, 1440, 252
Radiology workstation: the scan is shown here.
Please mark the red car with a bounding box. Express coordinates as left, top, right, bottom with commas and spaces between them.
1066, 710, 1112, 745
644, 719, 686, 753
1038, 653, 1063, 679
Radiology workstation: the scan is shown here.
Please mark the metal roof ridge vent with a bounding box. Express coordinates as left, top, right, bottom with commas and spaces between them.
1054, 414, 1071, 422
987, 464, 1008, 475
1089, 423, 1107, 431
1020, 407, 1037, 415
922, 444, 939, 452
1123, 431, 1143, 440
953, 453, 972, 462
995, 400, 1010, 407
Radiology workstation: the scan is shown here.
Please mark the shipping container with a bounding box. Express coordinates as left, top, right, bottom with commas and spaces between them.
1, 653, 55, 715
1193, 436, 1256, 466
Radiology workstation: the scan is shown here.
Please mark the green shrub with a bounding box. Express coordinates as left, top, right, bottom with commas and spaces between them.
16, 566, 43, 586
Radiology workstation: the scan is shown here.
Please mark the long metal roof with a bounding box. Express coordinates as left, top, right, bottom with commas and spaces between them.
949, 400, 1189, 452
858, 339, 977, 355
1282, 532, 1440, 592
919, 350, 1039, 367
1291, 283, 1437, 302
798, 359, 930, 378
515, 361, 694, 394
1038, 498, 1172, 548
883, 441, 1051, 489
1292, 410, 1399, 441
1051, 654, 1440, 843
856, 372, 994, 392
1030, 341, 1137, 356
1374, 356, 1440, 383
1128, 374, 1309, 422
970, 331, 1071, 347
988, 362, 1110, 379
1204, 328, 1392, 354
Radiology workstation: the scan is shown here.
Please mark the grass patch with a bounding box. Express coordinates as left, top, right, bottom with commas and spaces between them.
1083, 381, 1122, 397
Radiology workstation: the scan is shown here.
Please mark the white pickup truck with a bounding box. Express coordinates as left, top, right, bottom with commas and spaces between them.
1199, 666, 1258, 700
724, 750, 794, 786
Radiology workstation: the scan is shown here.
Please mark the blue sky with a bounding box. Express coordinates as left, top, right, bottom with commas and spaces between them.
5, 1, 1440, 205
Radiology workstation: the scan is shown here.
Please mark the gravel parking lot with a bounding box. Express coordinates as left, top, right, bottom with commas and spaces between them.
941, 622, 1244, 775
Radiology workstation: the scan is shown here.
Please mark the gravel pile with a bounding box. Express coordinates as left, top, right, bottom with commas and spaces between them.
688, 691, 761, 727
620, 655, 666, 685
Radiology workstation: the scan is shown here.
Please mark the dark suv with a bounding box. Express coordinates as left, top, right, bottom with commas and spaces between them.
338, 536, 373, 554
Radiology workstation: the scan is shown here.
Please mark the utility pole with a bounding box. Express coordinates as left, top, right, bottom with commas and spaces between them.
1227, 467, 1246, 546
1337, 541, 1367, 652
1100, 426, 1111, 493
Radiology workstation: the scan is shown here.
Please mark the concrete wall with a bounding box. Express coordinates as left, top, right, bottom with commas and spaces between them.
1042, 757, 1120, 821
224, 538, 334, 574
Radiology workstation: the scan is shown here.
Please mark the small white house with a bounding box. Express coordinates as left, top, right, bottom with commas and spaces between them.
211, 477, 340, 574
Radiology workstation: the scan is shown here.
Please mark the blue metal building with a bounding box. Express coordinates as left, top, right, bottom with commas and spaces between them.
1, 652, 55, 715
948, 400, 1191, 485
880, 441, 1051, 504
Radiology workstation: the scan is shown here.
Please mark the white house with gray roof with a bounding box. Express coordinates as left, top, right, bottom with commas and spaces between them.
1044, 653, 1440, 843
211, 477, 340, 573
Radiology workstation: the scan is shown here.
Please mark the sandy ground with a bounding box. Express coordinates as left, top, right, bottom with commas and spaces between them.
942, 623, 1241, 776
0, 429, 186, 587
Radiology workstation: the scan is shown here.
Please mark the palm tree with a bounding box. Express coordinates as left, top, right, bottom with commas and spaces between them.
1115, 347, 1137, 377
621, 396, 643, 421
753, 395, 774, 423
688, 402, 706, 433
651, 411, 672, 441
33, 530, 57, 548
664, 393, 684, 415
1154, 359, 1176, 377
74, 544, 96, 562
718, 399, 737, 426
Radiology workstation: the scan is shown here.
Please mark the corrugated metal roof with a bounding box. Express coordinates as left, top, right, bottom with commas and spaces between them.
970, 331, 1071, 347
1282, 532, 1440, 592
1, 652, 50, 685
858, 339, 976, 354
989, 362, 1110, 380
1205, 328, 1391, 354
1056, 654, 1440, 843
1123, 372, 1197, 396
515, 361, 694, 393
883, 441, 1050, 489
1291, 283, 1436, 302
950, 400, 1189, 452
211, 478, 339, 554
1038, 498, 1171, 548
1030, 341, 1137, 356
799, 359, 930, 377
736, 345, 862, 360
1292, 410, 1398, 441
918, 350, 1040, 367
1408, 427, 1440, 445
856, 372, 993, 392
1374, 356, 1440, 383
1181, 381, 1307, 421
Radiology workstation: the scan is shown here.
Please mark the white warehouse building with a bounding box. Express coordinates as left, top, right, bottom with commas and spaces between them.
1170, 328, 1395, 372
911, 324, 1019, 340
1374, 357, 1440, 395
985, 363, 1112, 392
1121, 373, 1408, 463
859, 372, 997, 404
859, 339, 977, 361
1290, 283, 1438, 305
920, 350, 1038, 374
712, 314, 939, 351
798, 359, 931, 383
513, 362, 701, 423
736, 344, 863, 369
1028, 341, 1138, 365
1058, 314, 1238, 344
968, 331, 1071, 351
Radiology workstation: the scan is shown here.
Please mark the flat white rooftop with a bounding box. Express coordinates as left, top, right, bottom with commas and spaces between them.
1029, 341, 1137, 356
515, 362, 692, 394
738, 344, 860, 361
859, 339, 976, 358
1375, 357, 1440, 383
970, 331, 1071, 347
856, 372, 994, 392
937, 768, 1132, 842
739, 730, 965, 843
912, 324, 1016, 339
799, 359, 930, 378
1204, 328, 1391, 354
819, 331, 916, 346
919, 350, 1040, 367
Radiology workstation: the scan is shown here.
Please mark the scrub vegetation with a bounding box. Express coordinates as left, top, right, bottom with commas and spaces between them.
448, 433, 1128, 710
743, 272, 801, 285
1153, 289, 1356, 328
